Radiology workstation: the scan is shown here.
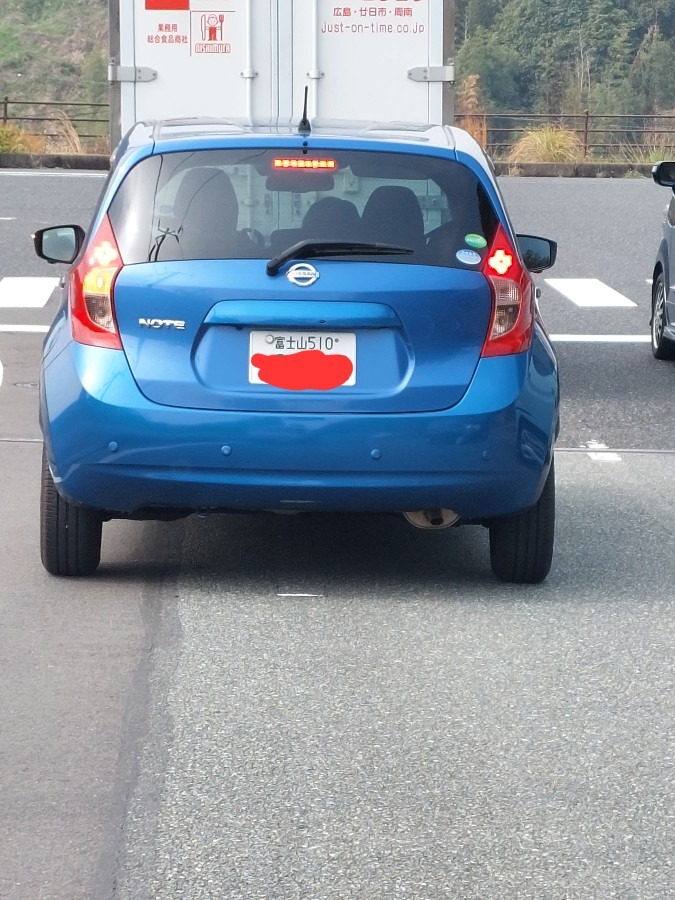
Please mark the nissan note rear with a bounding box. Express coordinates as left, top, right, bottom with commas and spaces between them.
34, 119, 558, 582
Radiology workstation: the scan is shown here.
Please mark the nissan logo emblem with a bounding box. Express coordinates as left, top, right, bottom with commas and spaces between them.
286, 263, 320, 287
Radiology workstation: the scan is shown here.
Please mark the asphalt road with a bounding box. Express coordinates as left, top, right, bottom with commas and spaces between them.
1, 171, 675, 899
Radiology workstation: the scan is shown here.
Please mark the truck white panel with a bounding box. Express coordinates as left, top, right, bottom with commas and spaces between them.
292, 1, 443, 124
111, 0, 448, 142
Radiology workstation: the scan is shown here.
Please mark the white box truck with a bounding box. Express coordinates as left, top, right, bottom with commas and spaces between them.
108, 0, 455, 147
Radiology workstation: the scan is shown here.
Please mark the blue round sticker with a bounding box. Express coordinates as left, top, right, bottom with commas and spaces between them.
456, 249, 482, 266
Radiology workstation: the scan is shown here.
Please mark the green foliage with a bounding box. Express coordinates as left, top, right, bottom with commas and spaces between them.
0, 123, 38, 152
456, 0, 675, 115
22, 0, 47, 17
620, 139, 675, 165
0, 0, 107, 102
0, 0, 673, 118
456, 30, 523, 111
630, 26, 675, 114
81, 48, 108, 104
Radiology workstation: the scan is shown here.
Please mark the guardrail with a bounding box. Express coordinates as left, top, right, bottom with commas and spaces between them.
1, 97, 109, 152
456, 111, 675, 159
2, 100, 675, 160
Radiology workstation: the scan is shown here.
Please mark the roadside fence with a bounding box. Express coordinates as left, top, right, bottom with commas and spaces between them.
1, 97, 109, 153
456, 111, 675, 160
3, 99, 675, 160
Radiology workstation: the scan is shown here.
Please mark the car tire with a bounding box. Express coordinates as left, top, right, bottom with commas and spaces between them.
41, 448, 102, 576
651, 272, 675, 360
489, 458, 555, 584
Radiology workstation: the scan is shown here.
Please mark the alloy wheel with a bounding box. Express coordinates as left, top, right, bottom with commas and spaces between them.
652, 277, 666, 350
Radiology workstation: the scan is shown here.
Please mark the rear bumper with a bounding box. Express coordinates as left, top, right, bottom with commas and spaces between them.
41, 328, 558, 519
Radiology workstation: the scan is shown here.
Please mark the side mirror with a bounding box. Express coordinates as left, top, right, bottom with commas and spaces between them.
517, 234, 557, 273
652, 161, 675, 189
33, 225, 85, 264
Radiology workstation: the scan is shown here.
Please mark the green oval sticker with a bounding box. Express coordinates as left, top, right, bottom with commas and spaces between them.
465, 233, 487, 249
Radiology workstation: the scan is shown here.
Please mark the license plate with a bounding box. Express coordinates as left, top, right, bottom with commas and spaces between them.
249, 330, 356, 388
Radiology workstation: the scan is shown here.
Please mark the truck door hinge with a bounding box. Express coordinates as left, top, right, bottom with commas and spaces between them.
408, 64, 455, 84
108, 65, 158, 84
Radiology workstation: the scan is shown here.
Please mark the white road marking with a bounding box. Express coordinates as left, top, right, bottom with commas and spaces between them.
0, 324, 49, 333
0, 171, 105, 178
551, 334, 650, 343
0, 359, 3, 388
0, 217, 16, 221
277, 593, 323, 598
584, 440, 622, 462
0, 329, 651, 341
0, 277, 59, 308
546, 278, 637, 307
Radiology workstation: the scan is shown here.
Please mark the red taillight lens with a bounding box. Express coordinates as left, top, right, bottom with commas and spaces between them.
70, 215, 123, 350
273, 158, 338, 170
481, 224, 534, 357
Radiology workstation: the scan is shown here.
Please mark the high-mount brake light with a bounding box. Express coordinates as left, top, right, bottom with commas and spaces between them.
273, 158, 338, 170
70, 216, 123, 350
481, 223, 534, 358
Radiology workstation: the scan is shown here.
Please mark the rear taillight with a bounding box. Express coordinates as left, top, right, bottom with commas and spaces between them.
481, 224, 534, 357
69, 215, 123, 350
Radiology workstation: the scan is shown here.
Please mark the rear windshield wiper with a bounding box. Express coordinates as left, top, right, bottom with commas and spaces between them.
266, 239, 413, 276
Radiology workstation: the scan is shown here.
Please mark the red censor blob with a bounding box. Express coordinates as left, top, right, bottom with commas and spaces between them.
251, 349, 353, 390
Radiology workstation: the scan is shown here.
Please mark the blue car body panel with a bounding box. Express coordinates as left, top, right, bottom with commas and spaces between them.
41, 310, 557, 518
112, 260, 493, 414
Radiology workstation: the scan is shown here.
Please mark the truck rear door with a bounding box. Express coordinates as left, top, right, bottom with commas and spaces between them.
289, 0, 448, 124
110, 0, 451, 146
110, 0, 277, 143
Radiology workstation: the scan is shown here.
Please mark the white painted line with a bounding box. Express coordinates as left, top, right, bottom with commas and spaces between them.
0, 324, 49, 333
0, 217, 16, 221
0, 359, 3, 388
0, 329, 651, 342
584, 440, 622, 463
588, 452, 623, 462
0, 277, 59, 308
559, 447, 675, 456
546, 278, 637, 307
0, 171, 105, 178
277, 593, 323, 598
551, 334, 650, 343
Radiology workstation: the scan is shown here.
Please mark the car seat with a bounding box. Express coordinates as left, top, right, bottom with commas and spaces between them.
163, 168, 255, 259
302, 197, 362, 241
361, 186, 425, 251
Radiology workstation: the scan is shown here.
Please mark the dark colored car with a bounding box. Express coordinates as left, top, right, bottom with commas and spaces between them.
34, 118, 558, 582
651, 160, 675, 358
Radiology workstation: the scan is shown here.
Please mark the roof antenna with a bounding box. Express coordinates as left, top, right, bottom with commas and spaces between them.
298, 86, 311, 136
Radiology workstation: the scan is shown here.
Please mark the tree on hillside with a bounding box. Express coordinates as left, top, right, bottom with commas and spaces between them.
455, 29, 523, 111
630, 25, 675, 113
455, 0, 675, 115
493, 0, 589, 111
22, 0, 47, 16
628, 0, 675, 34
455, 0, 501, 41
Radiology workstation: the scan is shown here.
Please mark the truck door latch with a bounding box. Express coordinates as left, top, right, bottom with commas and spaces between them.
108, 65, 158, 84
408, 64, 455, 84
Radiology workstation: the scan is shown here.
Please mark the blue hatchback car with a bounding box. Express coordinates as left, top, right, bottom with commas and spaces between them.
34, 118, 558, 582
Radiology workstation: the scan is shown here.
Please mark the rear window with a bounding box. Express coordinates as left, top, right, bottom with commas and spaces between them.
108, 148, 499, 268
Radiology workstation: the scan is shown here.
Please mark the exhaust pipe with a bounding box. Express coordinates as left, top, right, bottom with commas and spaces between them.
403, 508, 460, 530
